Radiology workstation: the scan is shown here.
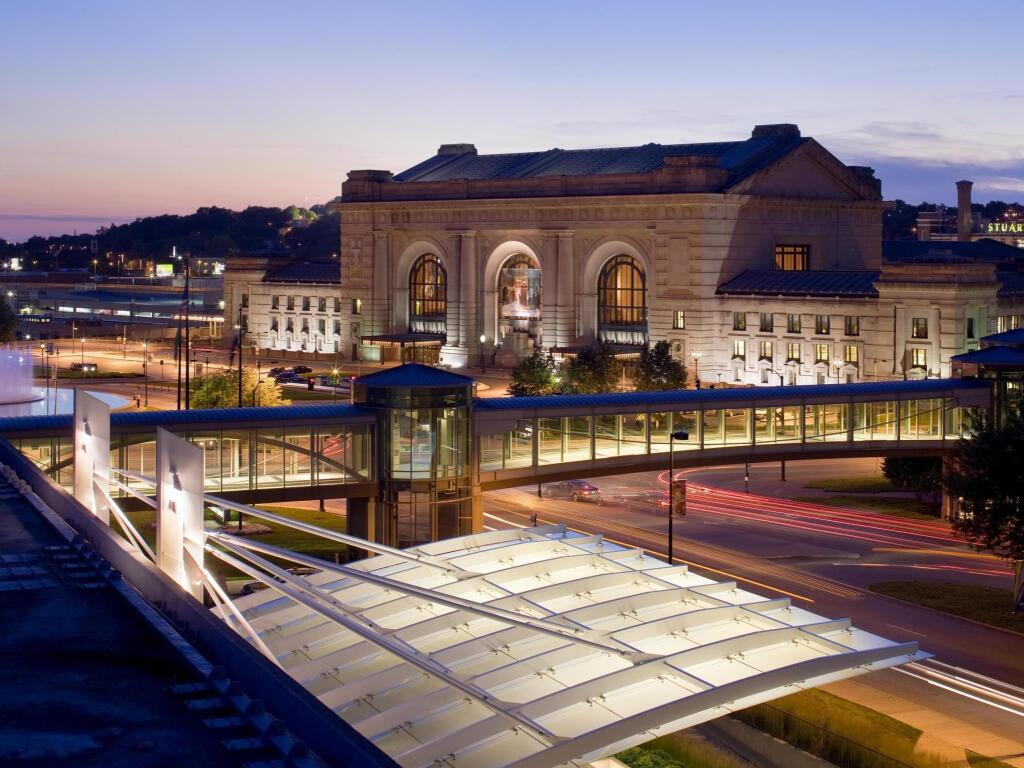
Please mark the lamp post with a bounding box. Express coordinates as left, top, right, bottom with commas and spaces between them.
690, 350, 702, 388
479, 334, 487, 373
80, 337, 86, 365
331, 367, 340, 403
235, 316, 243, 408
832, 358, 843, 384
667, 429, 689, 564
142, 341, 149, 407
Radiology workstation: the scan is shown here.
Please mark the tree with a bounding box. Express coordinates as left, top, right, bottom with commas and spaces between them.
944, 410, 1024, 563
560, 345, 619, 394
881, 456, 942, 505
508, 349, 557, 396
190, 368, 289, 409
634, 340, 688, 391
0, 294, 15, 342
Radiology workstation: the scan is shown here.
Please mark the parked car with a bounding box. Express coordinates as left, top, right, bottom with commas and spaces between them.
275, 372, 302, 383
292, 365, 313, 374
70, 361, 98, 373
542, 480, 601, 503
268, 366, 287, 377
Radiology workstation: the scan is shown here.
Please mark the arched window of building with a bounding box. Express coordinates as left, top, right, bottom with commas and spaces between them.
408, 255, 447, 334
597, 254, 647, 345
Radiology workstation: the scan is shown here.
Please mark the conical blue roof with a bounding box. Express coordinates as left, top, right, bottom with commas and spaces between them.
355, 363, 475, 388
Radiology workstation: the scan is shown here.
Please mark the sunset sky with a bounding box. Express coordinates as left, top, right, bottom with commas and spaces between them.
2, 0, 1022, 240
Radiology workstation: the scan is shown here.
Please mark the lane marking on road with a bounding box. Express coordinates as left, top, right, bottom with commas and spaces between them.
885, 623, 927, 638
872, 547, 1004, 562
898, 663, 1024, 718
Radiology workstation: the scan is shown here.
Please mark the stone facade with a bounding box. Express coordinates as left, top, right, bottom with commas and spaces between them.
225, 124, 1024, 383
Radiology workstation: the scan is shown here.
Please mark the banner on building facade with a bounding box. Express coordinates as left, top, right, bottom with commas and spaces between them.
499, 267, 541, 320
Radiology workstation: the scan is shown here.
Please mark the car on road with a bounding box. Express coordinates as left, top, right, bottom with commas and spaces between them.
292, 365, 313, 374
268, 366, 287, 377
70, 361, 98, 373
274, 372, 302, 384
542, 480, 601, 503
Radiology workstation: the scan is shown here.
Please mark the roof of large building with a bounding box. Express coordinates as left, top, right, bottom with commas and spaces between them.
716, 269, 880, 298
264, 259, 340, 284
394, 128, 807, 186
227, 525, 922, 768
981, 328, 1024, 345
997, 271, 1024, 297
951, 346, 1024, 366
883, 239, 1024, 263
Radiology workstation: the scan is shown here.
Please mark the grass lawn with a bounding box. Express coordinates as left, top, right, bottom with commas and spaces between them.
869, 581, 1024, 633
737, 688, 945, 768
967, 751, 1015, 767
49, 369, 141, 379
790, 493, 940, 520
119, 503, 349, 580
277, 388, 339, 402
617, 732, 748, 768
804, 477, 896, 493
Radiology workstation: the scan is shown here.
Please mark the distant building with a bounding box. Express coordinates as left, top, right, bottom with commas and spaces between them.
225, 124, 1024, 383
916, 179, 1024, 249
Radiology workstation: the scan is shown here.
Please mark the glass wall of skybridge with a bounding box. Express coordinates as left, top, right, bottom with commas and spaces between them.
479, 398, 972, 471
12, 423, 374, 495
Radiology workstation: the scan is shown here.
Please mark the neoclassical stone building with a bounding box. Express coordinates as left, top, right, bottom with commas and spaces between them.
227, 123, 1024, 383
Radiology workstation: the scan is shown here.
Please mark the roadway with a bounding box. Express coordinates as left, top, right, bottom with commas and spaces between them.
483, 460, 1024, 765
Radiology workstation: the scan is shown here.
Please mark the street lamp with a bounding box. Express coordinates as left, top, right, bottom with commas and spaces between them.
667, 429, 690, 564
690, 351, 702, 388
832, 358, 843, 383
331, 367, 340, 403
80, 337, 87, 365
479, 334, 487, 373
234, 320, 243, 408
141, 341, 149, 406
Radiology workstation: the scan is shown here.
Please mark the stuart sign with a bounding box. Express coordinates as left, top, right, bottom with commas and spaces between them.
988, 222, 1024, 234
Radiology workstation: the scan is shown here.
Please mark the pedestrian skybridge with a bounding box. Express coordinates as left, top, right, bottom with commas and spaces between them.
0, 375, 992, 516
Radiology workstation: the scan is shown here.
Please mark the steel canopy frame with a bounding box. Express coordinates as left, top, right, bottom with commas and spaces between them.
219, 527, 925, 768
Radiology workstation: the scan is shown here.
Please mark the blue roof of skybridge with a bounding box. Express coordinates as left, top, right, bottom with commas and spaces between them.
0, 402, 374, 435
473, 378, 990, 411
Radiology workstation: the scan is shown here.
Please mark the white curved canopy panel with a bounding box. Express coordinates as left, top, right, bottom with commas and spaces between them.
220, 525, 924, 768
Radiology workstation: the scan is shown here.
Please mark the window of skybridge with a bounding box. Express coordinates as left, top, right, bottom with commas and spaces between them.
538, 416, 592, 464
804, 403, 850, 442
755, 405, 802, 443
901, 398, 942, 439
854, 401, 898, 441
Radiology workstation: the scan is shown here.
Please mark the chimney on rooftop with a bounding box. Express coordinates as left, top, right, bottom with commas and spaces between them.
956, 180, 973, 242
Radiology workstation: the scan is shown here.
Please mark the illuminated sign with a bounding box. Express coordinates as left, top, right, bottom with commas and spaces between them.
155, 263, 174, 277
988, 222, 1024, 234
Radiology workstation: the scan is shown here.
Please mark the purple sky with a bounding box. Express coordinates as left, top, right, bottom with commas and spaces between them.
2, 0, 1022, 241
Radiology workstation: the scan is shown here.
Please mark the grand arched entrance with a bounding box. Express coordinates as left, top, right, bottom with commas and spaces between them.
496, 252, 541, 363
597, 253, 647, 346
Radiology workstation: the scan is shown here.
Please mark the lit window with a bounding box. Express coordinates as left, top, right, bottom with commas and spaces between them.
815, 315, 830, 335
844, 344, 859, 365
598, 255, 646, 331
352, 298, 362, 315
759, 313, 773, 332
814, 343, 830, 363
409, 254, 447, 333
845, 316, 859, 336
912, 317, 928, 339
787, 342, 801, 362
759, 340, 773, 360
673, 310, 686, 330
733, 312, 747, 331
911, 348, 928, 368
774, 244, 810, 271
787, 314, 801, 333
733, 339, 746, 359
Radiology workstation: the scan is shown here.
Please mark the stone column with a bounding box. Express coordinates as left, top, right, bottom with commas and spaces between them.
555, 231, 575, 348
372, 232, 389, 338
460, 232, 478, 366
541, 233, 559, 351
